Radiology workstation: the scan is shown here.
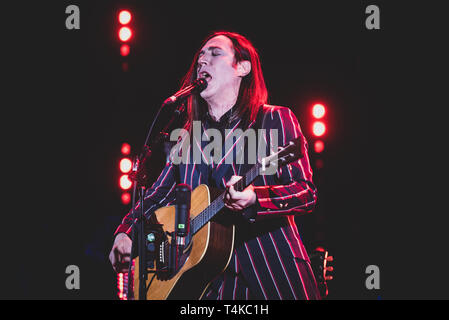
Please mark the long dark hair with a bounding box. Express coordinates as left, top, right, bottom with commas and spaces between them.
180, 31, 268, 131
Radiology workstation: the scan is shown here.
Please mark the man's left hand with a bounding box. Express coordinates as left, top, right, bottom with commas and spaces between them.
224, 175, 257, 211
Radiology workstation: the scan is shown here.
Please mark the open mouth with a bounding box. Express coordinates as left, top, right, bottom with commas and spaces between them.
198, 71, 212, 81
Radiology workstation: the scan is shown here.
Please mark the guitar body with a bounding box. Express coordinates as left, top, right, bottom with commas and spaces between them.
133, 184, 235, 300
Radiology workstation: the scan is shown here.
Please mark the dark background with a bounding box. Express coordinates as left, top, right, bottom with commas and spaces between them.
2, 1, 447, 300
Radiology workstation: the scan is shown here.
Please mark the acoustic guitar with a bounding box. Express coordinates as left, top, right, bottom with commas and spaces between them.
132, 136, 305, 300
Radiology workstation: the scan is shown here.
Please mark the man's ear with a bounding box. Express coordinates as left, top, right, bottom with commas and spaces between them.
237, 60, 251, 77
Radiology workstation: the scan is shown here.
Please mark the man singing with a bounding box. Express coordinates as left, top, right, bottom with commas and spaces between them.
109, 31, 321, 300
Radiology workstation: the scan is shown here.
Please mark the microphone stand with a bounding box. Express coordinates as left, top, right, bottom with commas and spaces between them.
126, 101, 186, 300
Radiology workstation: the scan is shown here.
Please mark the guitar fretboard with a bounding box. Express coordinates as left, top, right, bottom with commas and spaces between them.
191, 163, 261, 235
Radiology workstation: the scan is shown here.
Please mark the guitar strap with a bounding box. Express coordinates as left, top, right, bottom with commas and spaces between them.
236, 105, 269, 223
236, 104, 269, 178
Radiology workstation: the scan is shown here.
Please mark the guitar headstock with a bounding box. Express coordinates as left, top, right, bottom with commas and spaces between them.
277, 136, 305, 166
309, 246, 334, 298
260, 136, 305, 174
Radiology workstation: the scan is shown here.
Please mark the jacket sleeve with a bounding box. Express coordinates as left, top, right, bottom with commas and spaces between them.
114, 161, 177, 237
252, 106, 317, 218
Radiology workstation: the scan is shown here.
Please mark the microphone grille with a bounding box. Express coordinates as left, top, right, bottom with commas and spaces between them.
176, 184, 191, 206
195, 78, 208, 91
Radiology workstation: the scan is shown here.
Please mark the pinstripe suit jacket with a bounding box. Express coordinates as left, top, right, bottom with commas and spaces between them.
115, 104, 319, 299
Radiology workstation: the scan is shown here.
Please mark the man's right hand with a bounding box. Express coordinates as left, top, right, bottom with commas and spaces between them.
109, 233, 132, 273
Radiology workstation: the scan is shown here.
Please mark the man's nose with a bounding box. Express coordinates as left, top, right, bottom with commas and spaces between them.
198, 56, 209, 67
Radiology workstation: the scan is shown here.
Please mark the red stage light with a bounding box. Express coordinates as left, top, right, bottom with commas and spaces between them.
314, 140, 325, 153
120, 44, 130, 56
312, 103, 326, 119
312, 121, 326, 137
121, 192, 131, 205
118, 10, 132, 25
120, 158, 132, 173
119, 174, 132, 190
315, 159, 324, 169
121, 143, 131, 155
118, 26, 132, 42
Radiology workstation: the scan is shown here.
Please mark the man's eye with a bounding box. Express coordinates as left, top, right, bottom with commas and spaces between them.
212, 51, 220, 56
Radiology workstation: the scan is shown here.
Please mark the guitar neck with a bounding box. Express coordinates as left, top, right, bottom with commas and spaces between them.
191, 163, 261, 235
190, 135, 305, 234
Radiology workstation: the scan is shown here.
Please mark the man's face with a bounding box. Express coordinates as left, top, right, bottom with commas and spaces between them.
196, 35, 241, 101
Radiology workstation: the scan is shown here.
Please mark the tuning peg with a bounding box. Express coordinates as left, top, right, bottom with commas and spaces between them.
325, 266, 334, 272
325, 275, 333, 281
326, 255, 333, 262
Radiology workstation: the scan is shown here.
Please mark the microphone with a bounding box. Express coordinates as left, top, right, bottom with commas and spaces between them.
163, 78, 208, 106
169, 184, 191, 273
175, 184, 191, 239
